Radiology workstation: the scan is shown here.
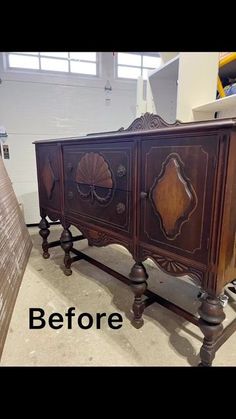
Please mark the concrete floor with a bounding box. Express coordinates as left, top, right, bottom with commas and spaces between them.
1, 225, 236, 366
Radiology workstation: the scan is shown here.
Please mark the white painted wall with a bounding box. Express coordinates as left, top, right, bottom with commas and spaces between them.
0, 52, 137, 223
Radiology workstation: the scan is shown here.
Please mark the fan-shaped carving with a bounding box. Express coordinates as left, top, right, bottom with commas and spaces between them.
75, 152, 113, 204
140, 249, 203, 284
125, 113, 182, 132
153, 254, 188, 274
42, 157, 56, 200
151, 153, 197, 240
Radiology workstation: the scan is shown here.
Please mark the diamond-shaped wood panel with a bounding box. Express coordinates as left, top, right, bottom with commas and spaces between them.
42, 157, 56, 200
151, 154, 197, 240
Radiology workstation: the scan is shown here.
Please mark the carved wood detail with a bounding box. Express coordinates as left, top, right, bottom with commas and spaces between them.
125, 113, 182, 132
116, 202, 125, 214
140, 248, 203, 284
198, 296, 225, 366
39, 217, 50, 259
60, 228, 73, 276
117, 164, 126, 177
75, 152, 113, 204
150, 153, 197, 240
42, 156, 56, 200
73, 222, 132, 253
129, 262, 148, 328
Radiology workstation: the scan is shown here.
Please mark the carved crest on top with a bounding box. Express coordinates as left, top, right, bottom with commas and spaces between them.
124, 113, 182, 132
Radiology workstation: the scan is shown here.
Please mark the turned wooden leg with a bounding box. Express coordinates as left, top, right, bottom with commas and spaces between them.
129, 262, 148, 329
60, 228, 73, 276
198, 295, 225, 367
39, 217, 50, 259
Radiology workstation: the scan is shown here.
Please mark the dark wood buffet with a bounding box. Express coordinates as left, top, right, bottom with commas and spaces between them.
34, 113, 236, 366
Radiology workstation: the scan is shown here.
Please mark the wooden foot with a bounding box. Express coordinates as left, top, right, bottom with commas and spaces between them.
60, 228, 73, 276
198, 295, 225, 367
129, 262, 148, 328
39, 217, 50, 259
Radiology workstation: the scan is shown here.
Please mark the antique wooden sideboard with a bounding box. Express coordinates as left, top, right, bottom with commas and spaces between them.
34, 113, 236, 366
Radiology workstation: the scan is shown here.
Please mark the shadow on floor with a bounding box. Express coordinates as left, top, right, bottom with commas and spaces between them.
30, 226, 236, 366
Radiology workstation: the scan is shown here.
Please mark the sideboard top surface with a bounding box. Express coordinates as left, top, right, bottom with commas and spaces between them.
33, 113, 236, 144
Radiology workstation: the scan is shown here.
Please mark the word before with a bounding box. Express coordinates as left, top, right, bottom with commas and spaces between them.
29, 307, 123, 330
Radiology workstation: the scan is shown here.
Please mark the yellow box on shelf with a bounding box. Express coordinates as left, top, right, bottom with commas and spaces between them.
218, 52, 236, 98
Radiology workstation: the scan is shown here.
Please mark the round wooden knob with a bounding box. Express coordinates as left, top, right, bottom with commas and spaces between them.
116, 202, 125, 214
117, 165, 126, 177
140, 191, 148, 199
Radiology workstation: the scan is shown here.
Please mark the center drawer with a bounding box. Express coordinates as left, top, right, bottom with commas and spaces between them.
62, 142, 134, 236
63, 142, 132, 192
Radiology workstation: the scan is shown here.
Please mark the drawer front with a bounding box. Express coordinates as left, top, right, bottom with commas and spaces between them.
140, 135, 218, 263
63, 142, 133, 235
63, 142, 132, 192
36, 144, 61, 212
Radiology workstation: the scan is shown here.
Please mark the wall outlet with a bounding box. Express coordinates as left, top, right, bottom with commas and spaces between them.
3, 144, 10, 159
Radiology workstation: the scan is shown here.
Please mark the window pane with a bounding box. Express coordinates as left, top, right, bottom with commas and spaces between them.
142, 68, 153, 80
41, 58, 69, 72
118, 66, 141, 79
8, 54, 39, 69
70, 52, 96, 61
143, 55, 161, 68
16, 52, 38, 55
40, 52, 69, 58
118, 53, 141, 66
70, 61, 96, 75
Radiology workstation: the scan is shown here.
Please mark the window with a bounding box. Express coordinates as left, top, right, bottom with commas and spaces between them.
117, 52, 161, 80
7, 52, 98, 76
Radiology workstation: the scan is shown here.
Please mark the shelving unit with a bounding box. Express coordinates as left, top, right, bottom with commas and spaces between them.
149, 55, 179, 79
148, 53, 220, 123
148, 55, 179, 123
193, 95, 236, 121
194, 94, 236, 111
193, 52, 236, 120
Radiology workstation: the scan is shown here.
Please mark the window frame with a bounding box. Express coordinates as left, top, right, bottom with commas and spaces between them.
5, 52, 99, 79
116, 52, 161, 81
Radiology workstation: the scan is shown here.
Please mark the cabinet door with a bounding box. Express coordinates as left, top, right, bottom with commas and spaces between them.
36, 144, 61, 214
63, 142, 133, 236
140, 135, 218, 263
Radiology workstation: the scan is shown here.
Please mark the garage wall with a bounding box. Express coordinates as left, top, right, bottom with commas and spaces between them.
0, 52, 137, 223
